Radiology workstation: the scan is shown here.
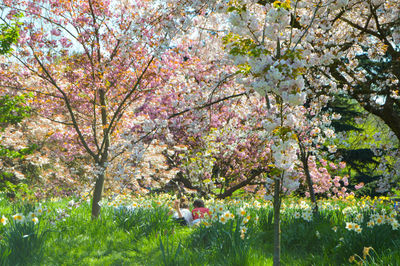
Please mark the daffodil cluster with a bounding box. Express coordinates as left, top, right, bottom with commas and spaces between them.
4, 204, 46, 226
368, 210, 399, 230
345, 222, 362, 234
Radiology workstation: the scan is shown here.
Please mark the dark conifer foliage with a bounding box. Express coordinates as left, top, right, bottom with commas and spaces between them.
326, 96, 383, 196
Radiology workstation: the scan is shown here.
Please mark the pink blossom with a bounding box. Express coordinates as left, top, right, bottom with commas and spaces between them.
355, 182, 364, 190
6, 10, 19, 19
60, 38, 72, 48
51, 28, 61, 36
342, 176, 349, 186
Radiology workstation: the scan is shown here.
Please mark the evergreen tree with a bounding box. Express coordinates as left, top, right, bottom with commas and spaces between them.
327, 96, 388, 196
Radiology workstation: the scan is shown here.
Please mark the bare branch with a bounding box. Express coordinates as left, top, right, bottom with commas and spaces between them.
169, 92, 246, 119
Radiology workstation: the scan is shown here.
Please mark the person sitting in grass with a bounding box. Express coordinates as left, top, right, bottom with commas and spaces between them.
191, 199, 210, 225
172, 198, 193, 226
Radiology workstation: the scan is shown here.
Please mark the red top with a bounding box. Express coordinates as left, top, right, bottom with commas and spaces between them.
192, 207, 210, 220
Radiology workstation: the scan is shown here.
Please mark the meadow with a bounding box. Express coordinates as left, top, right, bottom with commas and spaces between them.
0, 193, 399, 266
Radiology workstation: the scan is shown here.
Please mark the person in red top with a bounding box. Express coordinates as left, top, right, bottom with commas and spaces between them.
191, 199, 210, 224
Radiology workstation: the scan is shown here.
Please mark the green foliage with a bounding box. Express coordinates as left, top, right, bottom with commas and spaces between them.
223, 33, 267, 58
189, 216, 255, 265
0, 144, 37, 160
0, 14, 36, 200
272, 0, 291, 10
0, 196, 399, 265
360, 243, 400, 265
0, 162, 38, 198
326, 95, 398, 196
0, 94, 32, 130
257, 206, 274, 233
0, 14, 22, 55
328, 96, 363, 133
113, 205, 174, 240
3, 218, 48, 265
226, 4, 247, 14
0, 94, 34, 161
222, 28, 302, 77
0, 245, 10, 266
158, 233, 183, 266
0, 172, 31, 197
0, 93, 36, 198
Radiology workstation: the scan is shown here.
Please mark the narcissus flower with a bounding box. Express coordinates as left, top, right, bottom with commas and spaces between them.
219, 215, 227, 224
238, 208, 246, 216
12, 213, 25, 224
32, 217, 39, 224
240, 226, 247, 234
363, 247, 373, 259
367, 220, 375, 228
391, 220, 399, 230
345, 222, 354, 230
28, 212, 37, 219
243, 215, 251, 224
35, 205, 45, 216
202, 220, 211, 227
1, 215, 8, 225
223, 211, 231, 219
376, 216, 384, 225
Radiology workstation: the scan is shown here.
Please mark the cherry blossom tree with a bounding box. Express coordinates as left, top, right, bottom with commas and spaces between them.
210, 0, 344, 264
303, 0, 400, 194
0, 0, 212, 218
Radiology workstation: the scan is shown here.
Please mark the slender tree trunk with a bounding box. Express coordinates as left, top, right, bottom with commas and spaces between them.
299, 143, 318, 214
92, 168, 106, 218
273, 178, 281, 266
303, 154, 318, 214
91, 88, 110, 219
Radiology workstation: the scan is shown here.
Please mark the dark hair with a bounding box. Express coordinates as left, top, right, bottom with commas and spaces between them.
180, 198, 188, 209
193, 199, 205, 208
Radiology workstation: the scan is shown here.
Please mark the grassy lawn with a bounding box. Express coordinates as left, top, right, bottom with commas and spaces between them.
0, 194, 399, 265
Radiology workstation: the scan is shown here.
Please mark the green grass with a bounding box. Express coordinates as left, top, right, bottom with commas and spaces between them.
0, 195, 399, 265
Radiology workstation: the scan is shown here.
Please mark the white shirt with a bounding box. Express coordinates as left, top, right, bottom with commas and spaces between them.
173, 208, 193, 225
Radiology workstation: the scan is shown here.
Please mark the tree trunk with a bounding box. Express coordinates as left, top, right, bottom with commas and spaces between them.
362, 97, 400, 142
91, 88, 110, 219
273, 177, 281, 266
91, 168, 106, 218
302, 153, 318, 213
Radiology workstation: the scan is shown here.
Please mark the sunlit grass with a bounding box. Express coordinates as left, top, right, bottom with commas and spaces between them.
0, 194, 399, 265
